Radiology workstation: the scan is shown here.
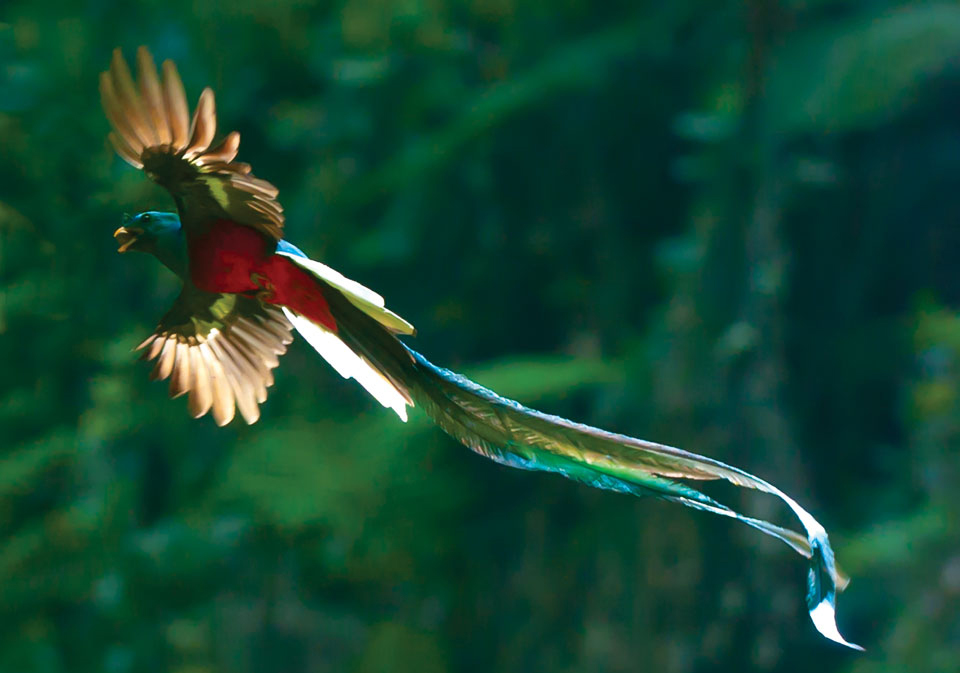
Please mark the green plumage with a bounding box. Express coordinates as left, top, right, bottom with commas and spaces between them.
321, 283, 860, 649
105, 46, 859, 650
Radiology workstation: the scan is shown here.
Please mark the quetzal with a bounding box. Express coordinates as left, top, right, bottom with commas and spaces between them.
101, 47, 860, 649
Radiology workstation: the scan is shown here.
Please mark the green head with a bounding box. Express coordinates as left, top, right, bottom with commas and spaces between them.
114, 211, 188, 278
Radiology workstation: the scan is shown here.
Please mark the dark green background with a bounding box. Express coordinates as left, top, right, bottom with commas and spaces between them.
1, 1, 958, 671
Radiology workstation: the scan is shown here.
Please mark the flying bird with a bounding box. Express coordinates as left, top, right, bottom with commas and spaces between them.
101, 47, 860, 649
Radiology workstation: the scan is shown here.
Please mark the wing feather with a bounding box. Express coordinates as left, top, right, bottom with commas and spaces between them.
137, 289, 294, 424
196, 131, 240, 166
210, 337, 268, 404
108, 131, 144, 169
231, 322, 282, 367
187, 346, 213, 418
169, 341, 192, 398
198, 341, 236, 426
151, 339, 176, 381
140, 334, 164, 360
184, 88, 216, 160
110, 49, 156, 147
161, 59, 190, 150
102, 47, 285, 240
100, 74, 144, 154
136, 47, 171, 145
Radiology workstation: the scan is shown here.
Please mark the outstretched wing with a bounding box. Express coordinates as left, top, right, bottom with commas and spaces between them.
137, 289, 294, 425
100, 47, 284, 240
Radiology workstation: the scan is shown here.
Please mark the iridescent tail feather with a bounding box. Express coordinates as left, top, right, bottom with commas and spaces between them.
407, 350, 861, 650
284, 249, 861, 650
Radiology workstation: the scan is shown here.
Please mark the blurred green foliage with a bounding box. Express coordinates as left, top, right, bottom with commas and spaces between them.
1, 0, 959, 671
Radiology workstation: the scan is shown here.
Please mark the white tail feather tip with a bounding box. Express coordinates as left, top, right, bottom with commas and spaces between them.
809, 600, 863, 651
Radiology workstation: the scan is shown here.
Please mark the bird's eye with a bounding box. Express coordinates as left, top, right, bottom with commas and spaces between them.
141, 213, 152, 222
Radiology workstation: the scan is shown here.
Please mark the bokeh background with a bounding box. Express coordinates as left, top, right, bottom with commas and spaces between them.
2, 0, 959, 671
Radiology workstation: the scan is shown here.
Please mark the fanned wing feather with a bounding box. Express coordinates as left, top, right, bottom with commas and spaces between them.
101, 47, 285, 240
136, 47, 171, 145
185, 88, 216, 160
162, 59, 190, 148
138, 289, 294, 425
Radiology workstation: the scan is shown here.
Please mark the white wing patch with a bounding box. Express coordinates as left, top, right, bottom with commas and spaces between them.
282, 307, 409, 421
277, 252, 415, 336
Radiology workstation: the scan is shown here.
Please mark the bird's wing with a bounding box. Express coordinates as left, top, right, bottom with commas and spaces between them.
100, 47, 284, 240
137, 288, 294, 425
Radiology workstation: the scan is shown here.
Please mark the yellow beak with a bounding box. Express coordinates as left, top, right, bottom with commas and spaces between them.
113, 225, 144, 253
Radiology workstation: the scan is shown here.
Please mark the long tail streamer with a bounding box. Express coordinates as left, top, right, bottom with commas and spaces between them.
284, 254, 861, 649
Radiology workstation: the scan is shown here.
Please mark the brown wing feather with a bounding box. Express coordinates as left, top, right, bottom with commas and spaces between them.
137, 290, 294, 426
162, 59, 191, 149
136, 48, 171, 145
101, 47, 285, 241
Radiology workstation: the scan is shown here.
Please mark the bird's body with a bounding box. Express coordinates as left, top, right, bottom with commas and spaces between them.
102, 47, 860, 649
184, 218, 338, 331
186, 218, 270, 294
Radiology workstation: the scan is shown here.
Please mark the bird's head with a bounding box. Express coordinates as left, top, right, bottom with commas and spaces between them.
114, 211, 182, 254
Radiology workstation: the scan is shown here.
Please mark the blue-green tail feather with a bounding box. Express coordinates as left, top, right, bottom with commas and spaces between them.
322, 285, 861, 649
403, 349, 860, 649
